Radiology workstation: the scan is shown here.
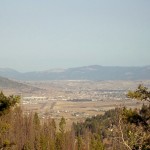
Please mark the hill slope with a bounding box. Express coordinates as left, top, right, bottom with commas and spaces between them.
0, 76, 42, 93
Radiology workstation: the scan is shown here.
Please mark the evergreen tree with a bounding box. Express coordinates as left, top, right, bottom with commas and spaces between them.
0, 91, 19, 116
127, 84, 150, 102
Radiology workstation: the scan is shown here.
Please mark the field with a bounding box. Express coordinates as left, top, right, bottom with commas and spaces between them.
19, 80, 150, 127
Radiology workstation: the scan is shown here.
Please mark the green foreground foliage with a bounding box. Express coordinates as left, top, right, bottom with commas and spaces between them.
0, 91, 20, 116
127, 84, 150, 102
0, 85, 150, 150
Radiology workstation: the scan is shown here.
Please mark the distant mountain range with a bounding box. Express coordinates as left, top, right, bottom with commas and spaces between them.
0, 65, 150, 81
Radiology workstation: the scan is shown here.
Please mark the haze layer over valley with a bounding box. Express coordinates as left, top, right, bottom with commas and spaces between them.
1, 73, 149, 125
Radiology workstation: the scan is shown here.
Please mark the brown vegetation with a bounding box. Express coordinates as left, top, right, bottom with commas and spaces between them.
0, 85, 149, 149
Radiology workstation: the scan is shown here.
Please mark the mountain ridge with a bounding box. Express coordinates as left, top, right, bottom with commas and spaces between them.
0, 65, 150, 81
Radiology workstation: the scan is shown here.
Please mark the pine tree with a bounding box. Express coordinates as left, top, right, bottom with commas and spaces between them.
0, 91, 20, 116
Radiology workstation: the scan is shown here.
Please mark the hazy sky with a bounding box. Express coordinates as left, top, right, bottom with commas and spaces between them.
0, 0, 150, 72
